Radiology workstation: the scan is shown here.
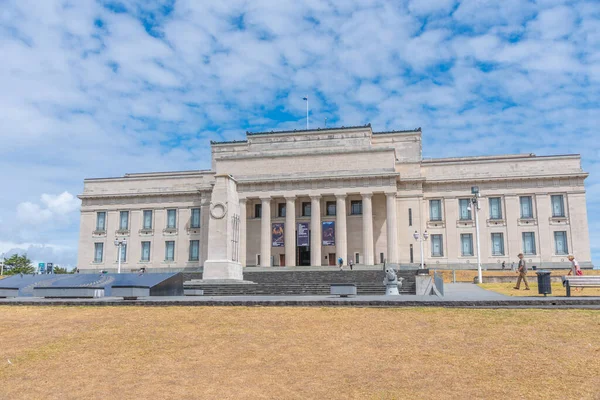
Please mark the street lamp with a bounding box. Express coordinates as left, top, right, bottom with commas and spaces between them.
468, 186, 482, 284
114, 237, 127, 274
0, 253, 4, 276
413, 230, 429, 269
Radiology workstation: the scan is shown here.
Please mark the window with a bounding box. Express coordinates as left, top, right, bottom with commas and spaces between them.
302, 202, 311, 217
94, 243, 103, 263
459, 199, 472, 220
380, 253, 384, 263
141, 241, 151, 262
143, 210, 153, 230
165, 241, 175, 261
489, 197, 502, 220
551, 195, 565, 217
429, 200, 442, 221
190, 208, 201, 228
431, 234, 443, 257
117, 244, 127, 262
257, 254, 261, 266
408, 208, 412, 226
166, 209, 177, 229
254, 204, 262, 218
189, 240, 200, 261
96, 212, 106, 231
351, 200, 362, 215
278, 203, 286, 218
522, 232, 536, 255
491, 233, 505, 256
409, 244, 414, 263
461, 233, 474, 256
520, 196, 534, 219
355, 253, 360, 264
326, 201, 336, 216
554, 231, 568, 255
119, 211, 129, 230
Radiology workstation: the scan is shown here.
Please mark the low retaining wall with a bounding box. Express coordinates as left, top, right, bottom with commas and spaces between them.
478, 276, 564, 284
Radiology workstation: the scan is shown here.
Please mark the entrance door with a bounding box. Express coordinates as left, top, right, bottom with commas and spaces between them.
328, 253, 336, 266
279, 254, 285, 267
298, 247, 310, 266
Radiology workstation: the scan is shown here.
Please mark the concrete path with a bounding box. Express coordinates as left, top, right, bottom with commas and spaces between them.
1, 283, 599, 308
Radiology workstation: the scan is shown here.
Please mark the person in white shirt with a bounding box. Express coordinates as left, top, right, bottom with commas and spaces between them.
567, 255, 582, 276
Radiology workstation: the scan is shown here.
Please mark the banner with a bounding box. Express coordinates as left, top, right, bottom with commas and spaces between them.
322, 221, 335, 246
297, 222, 309, 247
272, 223, 284, 247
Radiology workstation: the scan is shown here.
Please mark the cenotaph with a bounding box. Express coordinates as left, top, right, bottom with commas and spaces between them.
202, 174, 244, 280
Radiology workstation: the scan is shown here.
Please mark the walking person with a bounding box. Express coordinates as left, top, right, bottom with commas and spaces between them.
337, 256, 344, 271
502, 261, 506, 270
567, 255, 583, 292
349, 259, 354, 270
513, 253, 530, 290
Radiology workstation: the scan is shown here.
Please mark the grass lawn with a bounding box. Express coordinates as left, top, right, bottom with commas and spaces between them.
1, 307, 599, 399
480, 282, 600, 297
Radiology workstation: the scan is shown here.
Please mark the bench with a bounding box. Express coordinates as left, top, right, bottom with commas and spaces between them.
562, 276, 600, 297
33, 287, 105, 298
0, 288, 19, 298
111, 285, 150, 300
330, 283, 357, 297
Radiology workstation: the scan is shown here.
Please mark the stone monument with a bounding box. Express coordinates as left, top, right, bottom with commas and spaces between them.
202, 174, 244, 280
383, 268, 403, 295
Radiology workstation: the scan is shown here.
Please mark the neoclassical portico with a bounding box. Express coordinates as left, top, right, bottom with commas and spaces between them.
239, 189, 399, 267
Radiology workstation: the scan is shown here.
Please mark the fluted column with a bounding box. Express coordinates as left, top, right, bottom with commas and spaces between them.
336, 194, 347, 265
239, 199, 247, 267
260, 197, 271, 267
362, 193, 374, 265
386, 192, 398, 264
285, 196, 296, 267
310, 195, 322, 266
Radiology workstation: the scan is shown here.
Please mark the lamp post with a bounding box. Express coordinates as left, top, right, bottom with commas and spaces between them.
114, 237, 127, 274
413, 230, 429, 269
469, 186, 483, 284
0, 253, 4, 276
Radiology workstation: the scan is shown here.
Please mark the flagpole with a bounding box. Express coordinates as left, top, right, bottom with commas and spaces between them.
303, 96, 309, 129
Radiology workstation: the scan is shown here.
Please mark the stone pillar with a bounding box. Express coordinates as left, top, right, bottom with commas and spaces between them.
310, 195, 322, 266
239, 198, 247, 267
285, 196, 296, 267
336, 194, 347, 265
362, 192, 374, 265
260, 197, 271, 267
386, 192, 399, 264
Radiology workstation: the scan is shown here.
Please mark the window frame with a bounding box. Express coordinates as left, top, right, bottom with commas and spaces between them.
117, 243, 127, 262
96, 212, 106, 231
520, 196, 534, 219
431, 234, 444, 257
489, 197, 503, 220
119, 210, 129, 230
350, 200, 362, 215
189, 240, 200, 261
326, 201, 336, 216
165, 240, 175, 261
166, 209, 177, 229
278, 203, 286, 218
141, 241, 151, 262
551, 195, 565, 218
143, 210, 153, 230
522, 232, 537, 255
254, 204, 262, 219
553, 231, 569, 255
491, 232, 505, 256
190, 208, 201, 229
94, 242, 104, 263
429, 200, 442, 221
460, 233, 474, 256
458, 199, 472, 221
302, 202, 311, 217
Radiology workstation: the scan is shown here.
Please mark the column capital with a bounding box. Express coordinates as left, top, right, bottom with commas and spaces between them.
284, 195, 297, 201
239, 198, 248, 204
310, 194, 322, 200
385, 191, 397, 197
259, 196, 272, 202
360, 192, 373, 199
335, 194, 347, 199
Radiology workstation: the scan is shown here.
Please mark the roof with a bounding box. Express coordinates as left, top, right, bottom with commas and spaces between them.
246, 124, 372, 136
210, 139, 248, 145
373, 128, 421, 135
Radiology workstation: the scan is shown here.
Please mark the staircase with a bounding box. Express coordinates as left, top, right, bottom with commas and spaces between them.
184, 268, 417, 296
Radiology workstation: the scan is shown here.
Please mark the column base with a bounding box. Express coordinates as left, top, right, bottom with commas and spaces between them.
203, 260, 244, 280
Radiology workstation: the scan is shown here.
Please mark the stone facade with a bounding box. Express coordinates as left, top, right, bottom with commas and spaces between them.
77, 125, 592, 271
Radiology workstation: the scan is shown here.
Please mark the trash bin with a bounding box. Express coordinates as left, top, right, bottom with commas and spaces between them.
536, 270, 552, 296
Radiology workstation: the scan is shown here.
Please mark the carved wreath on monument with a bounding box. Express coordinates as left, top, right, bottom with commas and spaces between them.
209, 202, 228, 219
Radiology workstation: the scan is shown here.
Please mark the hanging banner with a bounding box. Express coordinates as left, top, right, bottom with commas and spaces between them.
322, 221, 335, 246
297, 222, 309, 247
272, 223, 284, 247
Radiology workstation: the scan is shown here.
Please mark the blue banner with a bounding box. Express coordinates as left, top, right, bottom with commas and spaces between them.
272, 223, 284, 247
297, 222, 309, 247
322, 221, 335, 246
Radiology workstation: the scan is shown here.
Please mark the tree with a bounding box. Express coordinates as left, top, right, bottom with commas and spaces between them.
4, 254, 35, 275
53, 266, 71, 274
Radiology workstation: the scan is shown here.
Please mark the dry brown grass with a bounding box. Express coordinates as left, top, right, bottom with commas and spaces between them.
1, 307, 599, 400
480, 282, 600, 297
435, 269, 600, 283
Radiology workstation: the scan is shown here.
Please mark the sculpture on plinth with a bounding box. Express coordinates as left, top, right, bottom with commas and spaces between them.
383, 268, 404, 295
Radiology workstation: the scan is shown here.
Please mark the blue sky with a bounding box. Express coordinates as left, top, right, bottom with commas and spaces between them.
0, 0, 598, 268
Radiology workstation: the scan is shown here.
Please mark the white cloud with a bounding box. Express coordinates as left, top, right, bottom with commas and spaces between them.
17, 192, 80, 225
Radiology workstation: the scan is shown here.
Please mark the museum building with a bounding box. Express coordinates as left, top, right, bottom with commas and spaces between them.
77, 125, 592, 271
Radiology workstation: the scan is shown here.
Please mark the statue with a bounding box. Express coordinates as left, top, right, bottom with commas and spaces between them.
383, 268, 404, 295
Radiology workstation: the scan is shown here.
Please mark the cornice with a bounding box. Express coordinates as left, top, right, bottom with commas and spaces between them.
215, 146, 394, 161
78, 190, 210, 200
237, 171, 399, 184
423, 173, 588, 185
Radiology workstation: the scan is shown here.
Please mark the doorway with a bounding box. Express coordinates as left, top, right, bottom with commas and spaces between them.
328, 253, 336, 266
279, 254, 285, 267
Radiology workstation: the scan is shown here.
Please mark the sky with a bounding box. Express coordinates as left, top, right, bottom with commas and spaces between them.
0, 0, 598, 269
